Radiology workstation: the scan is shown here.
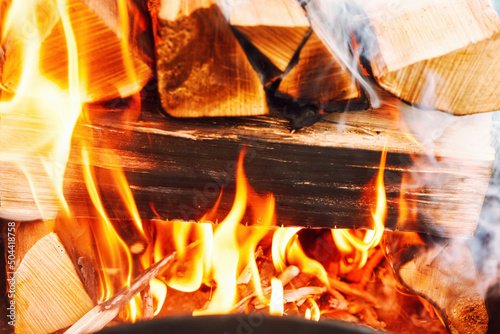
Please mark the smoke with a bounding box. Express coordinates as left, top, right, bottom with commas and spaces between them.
307, 0, 500, 304
306, 0, 381, 107
493, 0, 500, 14
469, 111, 500, 293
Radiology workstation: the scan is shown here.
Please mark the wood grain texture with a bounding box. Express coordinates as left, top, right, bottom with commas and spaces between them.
51, 92, 494, 238
151, 0, 267, 117
277, 31, 362, 105
365, 0, 500, 115
388, 235, 489, 334
228, 0, 310, 72
1, 0, 153, 102
15, 232, 94, 334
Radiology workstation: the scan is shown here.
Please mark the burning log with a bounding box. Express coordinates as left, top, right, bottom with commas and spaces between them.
363, 0, 500, 115
387, 233, 489, 334
56, 94, 494, 238
0, 0, 153, 102
149, 0, 267, 117
14, 232, 94, 334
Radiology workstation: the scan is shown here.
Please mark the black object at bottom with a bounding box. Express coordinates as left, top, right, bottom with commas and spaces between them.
97, 314, 379, 334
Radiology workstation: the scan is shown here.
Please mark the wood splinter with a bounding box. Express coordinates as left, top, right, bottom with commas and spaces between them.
64, 251, 178, 334
141, 284, 154, 321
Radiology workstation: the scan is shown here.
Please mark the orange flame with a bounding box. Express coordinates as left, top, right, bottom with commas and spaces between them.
0, 0, 83, 218
305, 298, 320, 321
331, 146, 387, 270
194, 148, 275, 314
0, 0, 408, 327
81, 147, 139, 320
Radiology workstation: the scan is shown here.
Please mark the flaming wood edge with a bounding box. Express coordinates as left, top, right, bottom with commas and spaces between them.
64, 251, 178, 334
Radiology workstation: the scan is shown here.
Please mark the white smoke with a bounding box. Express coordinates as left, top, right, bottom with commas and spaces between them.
305, 0, 381, 107
469, 111, 500, 295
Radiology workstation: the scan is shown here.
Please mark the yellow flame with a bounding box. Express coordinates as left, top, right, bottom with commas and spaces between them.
149, 148, 275, 316
306, 298, 320, 321
272, 228, 329, 286
109, 161, 146, 238
150, 279, 167, 316
331, 147, 388, 269
194, 150, 249, 314
154, 220, 212, 293
117, 0, 141, 95
272, 227, 301, 272
269, 278, 284, 316
81, 147, 139, 320
0, 0, 83, 218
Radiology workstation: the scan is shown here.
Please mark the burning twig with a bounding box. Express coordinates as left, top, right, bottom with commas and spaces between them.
140, 284, 154, 321
253, 286, 326, 309
236, 247, 264, 285
328, 278, 377, 304
64, 244, 194, 334
233, 266, 301, 312
283, 287, 326, 305
277, 265, 301, 286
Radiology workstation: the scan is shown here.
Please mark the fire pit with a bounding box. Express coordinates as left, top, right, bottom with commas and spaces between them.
1, 0, 499, 334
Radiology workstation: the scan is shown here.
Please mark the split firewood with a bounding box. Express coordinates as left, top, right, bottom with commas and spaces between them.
228, 0, 310, 73
276, 30, 363, 108
149, 0, 267, 117
388, 234, 489, 334
64, 250, 178, 334
278, 265, 301, 286
12, 220, 51, 266
363, 0, 500, 115
15, 232, 94, 334
1, 0, 152, 102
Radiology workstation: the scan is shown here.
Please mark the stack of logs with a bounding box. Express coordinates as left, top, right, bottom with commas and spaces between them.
1, 0, 499, 333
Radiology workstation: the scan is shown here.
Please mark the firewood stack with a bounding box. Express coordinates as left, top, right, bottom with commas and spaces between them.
149, 0, 500, 117
149, 0, 366, 119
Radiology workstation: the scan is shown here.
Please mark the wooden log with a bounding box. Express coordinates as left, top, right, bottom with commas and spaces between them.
150, 0, 267, 117
14, 232, 94, 334
51, 91, 493, 238
386, 233, 489, 334
276, 30, 363, 107
228, 0, 310, 73
362, 0, 500, 115
0, 0, 153, 102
